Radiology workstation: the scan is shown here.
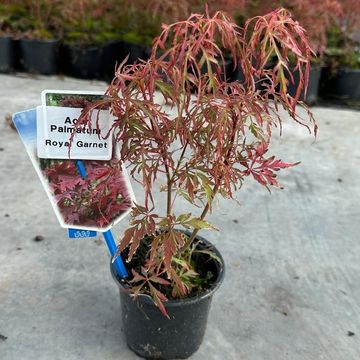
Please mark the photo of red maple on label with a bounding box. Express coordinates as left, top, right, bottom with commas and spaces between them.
40, 159, 132, 228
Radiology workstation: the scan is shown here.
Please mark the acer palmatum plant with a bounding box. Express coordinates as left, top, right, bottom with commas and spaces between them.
79, 8, 316, 317
42, 160, 132, 228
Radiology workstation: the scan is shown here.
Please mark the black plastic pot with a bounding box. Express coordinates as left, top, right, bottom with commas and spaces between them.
20, 38, 59, 75
121, 41, 150, 65
12, 39, 23, 71
111, 234, 225, 360
320, 67, 360, 101
61, 44, 104, 79
102, 41, 124, 82
287, 65, 321, 105
0, 36, 16, 73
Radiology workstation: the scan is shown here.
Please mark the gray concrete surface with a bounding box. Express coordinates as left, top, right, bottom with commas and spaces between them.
1, 73, 360, 360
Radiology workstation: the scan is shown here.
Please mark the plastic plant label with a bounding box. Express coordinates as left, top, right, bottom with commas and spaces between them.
38, 90, 112, 160
68, 229, 97, 238
12, 106, 136, 232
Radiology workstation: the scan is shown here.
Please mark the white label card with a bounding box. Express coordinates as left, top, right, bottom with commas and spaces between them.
38, 90, 112, 160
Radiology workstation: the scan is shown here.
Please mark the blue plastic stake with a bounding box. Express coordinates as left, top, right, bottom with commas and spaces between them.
75, 160, 128, 278
76, 160, 87, 178
103, 230, 128, 278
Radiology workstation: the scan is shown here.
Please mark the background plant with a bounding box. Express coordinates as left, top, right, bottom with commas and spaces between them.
238, 0, 342, 56
0, 1, 27, 37
60, 0, 121, 45
324, 0, 360, 69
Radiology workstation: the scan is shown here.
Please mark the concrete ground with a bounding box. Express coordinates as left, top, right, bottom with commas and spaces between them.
0, 73, 360, 360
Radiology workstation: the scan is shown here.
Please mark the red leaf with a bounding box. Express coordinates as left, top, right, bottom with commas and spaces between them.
163, 232, 177, 272
115, 227, 135, 260
55, 175, 85, 192
149, 275, 171, 286
170, 269, 187, 297
149, 283, 169, 319
129, 269, 146, 283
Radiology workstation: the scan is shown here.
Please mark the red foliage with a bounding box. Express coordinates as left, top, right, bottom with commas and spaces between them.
79, 8, 316, 315
240, 142, 300, 190
43, 160, 132, 228
243, 0, 342, 54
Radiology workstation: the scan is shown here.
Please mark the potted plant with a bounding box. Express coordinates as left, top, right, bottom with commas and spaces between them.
101, 1, 162, 83
320, 0, 360, 103
237, 0, 342, 104
17, 0, 62, 75
0, 1, 25, 73
281, 0, 342, 104
60, 1, 121, 79
77, 7, 316, 359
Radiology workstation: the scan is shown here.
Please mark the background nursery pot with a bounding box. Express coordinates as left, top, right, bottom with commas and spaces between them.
61, 44, 104, 79
320, 67, 360, 102
0, 36, 15, 72
111, 235, 225, 360
20, 38, 59, 75
287, 64, 322, 105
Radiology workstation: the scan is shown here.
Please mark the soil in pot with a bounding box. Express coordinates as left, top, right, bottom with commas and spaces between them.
20, 39, 59, 75
0, 36, 16, 73
61, 44, 104, 79
320, 67, 360, 102
111, 233, 225, 360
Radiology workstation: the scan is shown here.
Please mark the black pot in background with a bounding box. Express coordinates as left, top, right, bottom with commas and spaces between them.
102, 41, 123, 82
111, 234, 225, 360
12, 39, 23, 71
121, 41, 150, 65
20, 39, 59, 75
102, 40, 151, 82
287, 64, 321, 105
0, 36, 16, 73
61, 44, 104, 79
320, 67, 360, 102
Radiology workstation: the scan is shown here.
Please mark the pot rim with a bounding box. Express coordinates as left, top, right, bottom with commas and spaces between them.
0, 35, 13, 41
110, 232, 225, 308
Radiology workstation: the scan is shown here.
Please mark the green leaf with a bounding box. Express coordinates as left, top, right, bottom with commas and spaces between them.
156, 80, 174, 98
177, 213, 192, 223
193, 249, 222, 265
198, 173, 214, 206
186, 218, 218, 230
172, 256, 191, 270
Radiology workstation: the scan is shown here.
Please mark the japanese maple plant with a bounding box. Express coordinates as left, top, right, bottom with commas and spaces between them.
81, 8, 316, 317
